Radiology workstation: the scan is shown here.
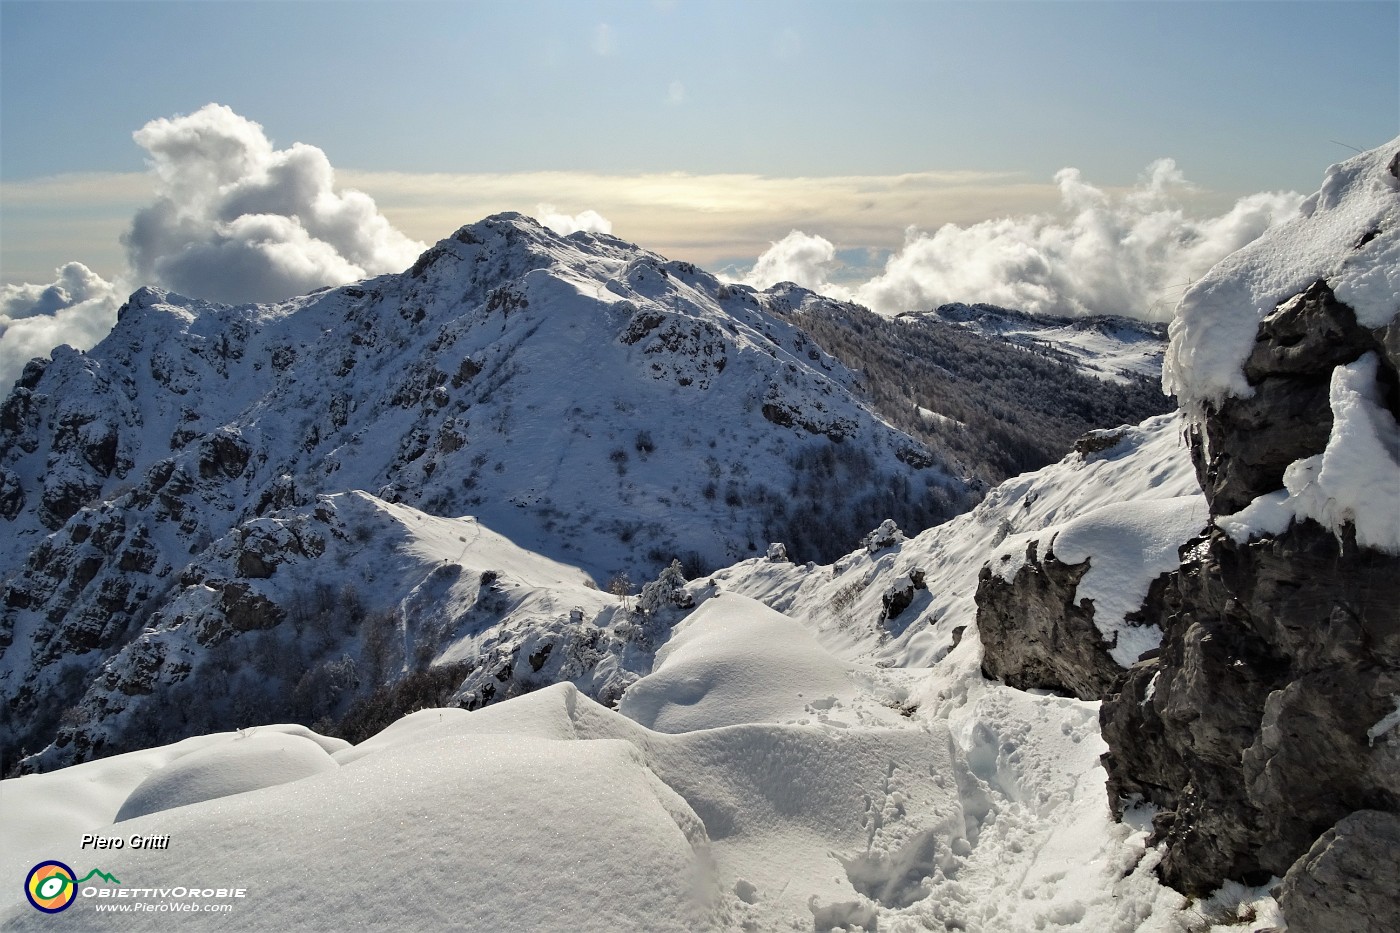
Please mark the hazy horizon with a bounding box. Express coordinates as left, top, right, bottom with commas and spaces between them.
2, 0, 1396, 379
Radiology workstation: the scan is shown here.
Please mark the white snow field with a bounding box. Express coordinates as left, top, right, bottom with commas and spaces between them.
0, 413, 1277, 932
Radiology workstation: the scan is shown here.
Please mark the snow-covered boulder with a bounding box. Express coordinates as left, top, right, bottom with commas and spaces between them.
976, 495, 1207, 699
619, 593, 855, 732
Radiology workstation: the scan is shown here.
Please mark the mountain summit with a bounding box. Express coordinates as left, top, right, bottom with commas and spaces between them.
3, 213, 966, 579
1, 213, 971, 769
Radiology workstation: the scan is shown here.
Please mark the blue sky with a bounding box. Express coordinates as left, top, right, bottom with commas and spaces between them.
4, 1, 1395, 188
0, 0, 1396, 370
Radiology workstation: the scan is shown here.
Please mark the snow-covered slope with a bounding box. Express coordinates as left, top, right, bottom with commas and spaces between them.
4, 409, 1275, 931
2, 213, 975, 771
711, 413, 1202, 675
921, 302, 1167, 384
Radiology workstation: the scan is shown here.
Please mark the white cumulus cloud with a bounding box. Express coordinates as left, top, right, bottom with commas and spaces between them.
1, 262, 121, 384
122, 103, 425, 305
845, 159, 1303, 320
535, 204, 613, 236
1, 103, 427, 386
740, 231, 839, 291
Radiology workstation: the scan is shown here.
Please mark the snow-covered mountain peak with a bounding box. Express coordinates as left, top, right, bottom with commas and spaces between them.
5, 212, 959, 568
2, 215, 983, 771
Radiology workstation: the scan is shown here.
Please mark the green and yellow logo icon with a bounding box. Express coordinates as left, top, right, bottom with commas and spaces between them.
24, 861, 121, 913
25, 861, 77, 913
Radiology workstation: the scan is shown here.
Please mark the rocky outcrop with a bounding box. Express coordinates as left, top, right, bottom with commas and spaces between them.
976, 540, 1128, 699
880, 568, 926, 622
1185, 280, 1393, 515
1099, 266, 1400, 906
974, 488, 1200, 701
1101, 519, 1400, 890
1275, 810, 1400, 933
966, 142, 1400, 921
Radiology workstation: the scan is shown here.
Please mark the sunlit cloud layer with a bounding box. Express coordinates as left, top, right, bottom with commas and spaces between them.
337, 167, 1060, 271
2, 165, 1060, 286
741, 160, 1303, 321
0, 104, 1303, 386
739, 231, 837, 292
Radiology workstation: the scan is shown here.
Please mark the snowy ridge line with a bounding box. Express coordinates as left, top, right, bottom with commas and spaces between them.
922, 301, 1168, 385
2, 212, 981, 773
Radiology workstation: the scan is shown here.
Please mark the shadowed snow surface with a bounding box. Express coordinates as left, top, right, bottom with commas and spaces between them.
2, 412, 1283, 932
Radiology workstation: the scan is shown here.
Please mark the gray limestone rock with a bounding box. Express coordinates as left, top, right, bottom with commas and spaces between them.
1277, 810, 1400, 933
1099, 275, 1400, 896
976, 539, 1142, 700
1188, 280, 1396, 515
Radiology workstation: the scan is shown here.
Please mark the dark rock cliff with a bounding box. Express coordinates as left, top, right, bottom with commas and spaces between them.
975, 143, 1400, 927
976, 538, 1144, 700
1098, 275, 1400, 923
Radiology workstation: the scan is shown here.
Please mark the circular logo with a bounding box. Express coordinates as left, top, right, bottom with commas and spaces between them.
25, 861, 77, 913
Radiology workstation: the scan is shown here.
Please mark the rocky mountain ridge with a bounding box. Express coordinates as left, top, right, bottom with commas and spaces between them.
3, 213, 976, 771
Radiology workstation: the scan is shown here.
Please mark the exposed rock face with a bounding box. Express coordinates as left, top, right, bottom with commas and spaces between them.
880, 568, 926, 623
1275, 810, 1400, 933
1186, 280, 1394, 515
1101, 520, 1400, 889
969, 144, 1400, 914
976, 540, 1130, 699
1099, 281, 1400, 901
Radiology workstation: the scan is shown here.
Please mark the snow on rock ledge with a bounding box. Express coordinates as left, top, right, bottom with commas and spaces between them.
977, 495, 1208, 698
1163, 138, 1400, 549
1164, 138, 1400, 410
1218, 351, 1400, 554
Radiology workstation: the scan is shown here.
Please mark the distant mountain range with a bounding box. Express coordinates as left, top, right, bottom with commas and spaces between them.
919, 301, 1167, 384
